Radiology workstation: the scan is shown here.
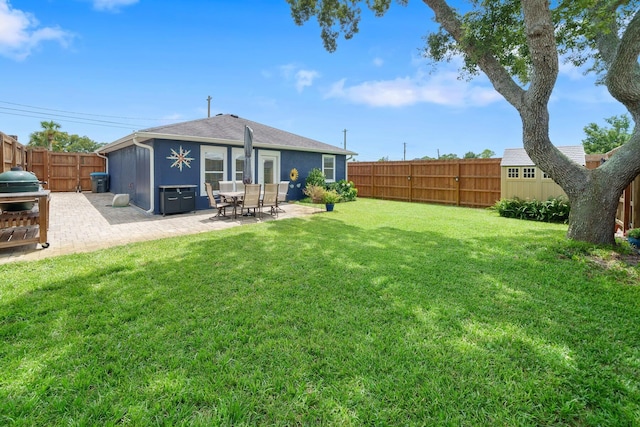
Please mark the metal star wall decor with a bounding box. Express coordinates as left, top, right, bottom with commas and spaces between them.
166, 146, 194, 171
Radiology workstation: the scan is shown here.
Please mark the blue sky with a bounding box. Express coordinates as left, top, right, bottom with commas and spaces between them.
0, 0, 628, 161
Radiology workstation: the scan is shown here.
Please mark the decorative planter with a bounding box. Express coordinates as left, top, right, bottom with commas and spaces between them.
628, 236, 640, 249
325, 203, 334, 212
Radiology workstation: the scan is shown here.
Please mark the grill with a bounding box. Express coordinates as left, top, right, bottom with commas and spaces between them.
0, 167, 42, 211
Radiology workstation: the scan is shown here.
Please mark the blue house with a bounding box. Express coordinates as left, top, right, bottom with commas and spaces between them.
97, 114, 356, 214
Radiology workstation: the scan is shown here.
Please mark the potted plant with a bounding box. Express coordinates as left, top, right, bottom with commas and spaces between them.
322, 189, 341, 211
626, 228, 640, 249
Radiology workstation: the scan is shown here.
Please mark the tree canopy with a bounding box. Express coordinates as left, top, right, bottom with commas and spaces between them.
29, 121, 105, 153
286, 0, 640, 245
582, 114, 632, 154
464, 149, 495, 159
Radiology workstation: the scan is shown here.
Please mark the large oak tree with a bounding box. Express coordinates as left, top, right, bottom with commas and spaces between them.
286, 0, 640, 245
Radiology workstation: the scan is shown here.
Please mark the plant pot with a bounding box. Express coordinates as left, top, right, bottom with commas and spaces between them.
325, 203, 334, 212
628, 236, 640, 249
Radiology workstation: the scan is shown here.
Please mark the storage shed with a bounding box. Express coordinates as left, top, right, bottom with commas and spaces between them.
500, 145, 586, 201
97, 114, 356, 214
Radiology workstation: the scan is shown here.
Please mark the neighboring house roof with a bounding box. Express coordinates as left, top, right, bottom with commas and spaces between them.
500, 145, 586, 166
98, 114, 357, 155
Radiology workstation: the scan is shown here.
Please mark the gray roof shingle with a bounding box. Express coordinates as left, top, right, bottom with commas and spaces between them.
501, 146, 585, 166
100, 114, 356, 155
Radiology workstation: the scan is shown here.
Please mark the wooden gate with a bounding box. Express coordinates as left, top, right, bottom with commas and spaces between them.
348, 159, 502, 208
27, 149, 106, 192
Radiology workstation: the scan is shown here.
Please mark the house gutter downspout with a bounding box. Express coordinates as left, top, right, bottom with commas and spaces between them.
132, 134, 155, 214
95, 152, 108, 172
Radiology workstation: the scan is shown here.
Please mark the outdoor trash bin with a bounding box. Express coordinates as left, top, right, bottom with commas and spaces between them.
90, 172, 109, 193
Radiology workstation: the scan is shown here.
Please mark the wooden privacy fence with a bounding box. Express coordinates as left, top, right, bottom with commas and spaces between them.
27, 148, 106, 192
1, 132, 27, 172
348, 159, 502, 208
2, 134, 105, 191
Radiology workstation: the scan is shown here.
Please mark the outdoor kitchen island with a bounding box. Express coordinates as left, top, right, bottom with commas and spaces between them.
0, 190, 51, 249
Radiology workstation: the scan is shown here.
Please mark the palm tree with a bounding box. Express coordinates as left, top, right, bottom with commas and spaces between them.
29, 121, 62, 151
42, 121, 61, 151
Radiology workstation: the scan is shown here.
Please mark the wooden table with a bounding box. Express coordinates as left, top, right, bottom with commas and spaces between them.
0, 190, 51, 249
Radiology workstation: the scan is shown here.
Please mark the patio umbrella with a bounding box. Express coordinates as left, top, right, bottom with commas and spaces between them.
243, 125, 253, 184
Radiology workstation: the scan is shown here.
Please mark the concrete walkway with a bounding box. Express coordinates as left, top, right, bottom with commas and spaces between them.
0, 192, 318, 264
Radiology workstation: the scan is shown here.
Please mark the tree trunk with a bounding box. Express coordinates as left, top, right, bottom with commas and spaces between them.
566, 186, 620, 245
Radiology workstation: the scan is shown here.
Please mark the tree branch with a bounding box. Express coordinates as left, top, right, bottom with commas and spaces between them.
606, 9, 640, 115
421, 0, 526, 109
521, 0, 558, 107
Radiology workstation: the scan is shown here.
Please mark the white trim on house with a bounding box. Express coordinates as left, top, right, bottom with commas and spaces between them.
322, 154, 336, 182
257, 150, 280, 186
231, 147, 255, 183
200, 145, 227, 197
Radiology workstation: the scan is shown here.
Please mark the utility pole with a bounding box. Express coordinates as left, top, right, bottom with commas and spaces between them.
343, 128, 347, 150
206, 95, 212, 118
403, 142, 407, 161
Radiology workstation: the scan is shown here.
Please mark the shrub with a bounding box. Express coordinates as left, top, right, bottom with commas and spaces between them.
493, 197, 570, 223
328, 179, 358, 201
627, 228, 640, 239
305, 168, 326, 188
322, 189, 341, 204
303, 185, 326, 203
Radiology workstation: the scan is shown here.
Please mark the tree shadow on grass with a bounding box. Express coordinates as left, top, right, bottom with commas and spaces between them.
1, 215, 639, 425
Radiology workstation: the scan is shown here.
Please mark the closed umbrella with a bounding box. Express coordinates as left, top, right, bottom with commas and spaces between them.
243, 125, 253, 184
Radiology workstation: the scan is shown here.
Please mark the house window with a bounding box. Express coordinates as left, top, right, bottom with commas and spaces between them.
235, 157, 244, 181
543, 172, 551, 179
322, 155, 336, 182
507, 167, 519, 178
232, 147, 253, 183
523, 167, 536, 179
201, 146, 226, 195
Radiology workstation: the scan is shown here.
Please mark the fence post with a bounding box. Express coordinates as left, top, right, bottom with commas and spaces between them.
0, 134, 5, 171
371, 163, 375, 199
456, 161, 461, 206
11, 137, 17, 168
408, 162, 413, 203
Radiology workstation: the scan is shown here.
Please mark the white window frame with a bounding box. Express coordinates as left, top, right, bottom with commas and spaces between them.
322, 154, 336, 183
231, 147, 255, 183
523, 167, 536, 179
507, 167, 519, 179
200, 145, 227, 196
258, 150, 281, 186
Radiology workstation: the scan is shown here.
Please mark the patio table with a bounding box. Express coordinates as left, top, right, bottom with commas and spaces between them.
218, 191, 244, 218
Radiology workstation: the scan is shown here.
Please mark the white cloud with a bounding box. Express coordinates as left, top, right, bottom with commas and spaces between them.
0, 0, 74, 60
279, 63, 296, 79
93, 0, 139, 12
294, 69, 320, 92
373, 57, 384, 67
279, 64, 321, 92
324, 71, 502, 108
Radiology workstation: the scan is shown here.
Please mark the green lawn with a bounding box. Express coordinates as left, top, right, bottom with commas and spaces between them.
1, 198, 638, 426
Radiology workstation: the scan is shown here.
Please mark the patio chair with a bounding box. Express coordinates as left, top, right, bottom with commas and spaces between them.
262, 183, 279, 217
218, 180, 239, 205
219, 181, 234, 191
205, 182, 233, 219
234, 181, 245, 193
239, 183, 261, 219
277, 181, 290, 212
